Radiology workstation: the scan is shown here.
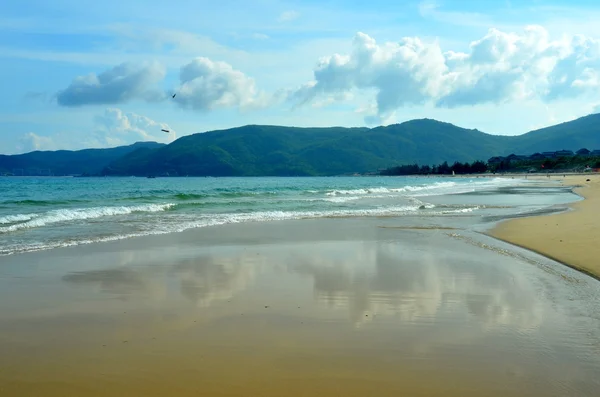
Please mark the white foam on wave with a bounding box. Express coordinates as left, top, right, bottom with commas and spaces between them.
301, 196, 362, 203
156, 205, 426, 235
0, 203, 483, 256
322, 196, 363, 203
0, 203, 174, 234
0, 232, 159, 256
325, 187, 393, 196
324, 182, 458, 197
152, 205, 481, 236
435, 206, 480, 215
323, 178, 521, 198
0, 206, 404, 255
405, 178, 520, 197
0, 213, 39, 224
141, 205, 480, 235
306, 194, 414, 204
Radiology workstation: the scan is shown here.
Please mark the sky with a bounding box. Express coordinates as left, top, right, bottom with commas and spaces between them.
2, 0, 600, 154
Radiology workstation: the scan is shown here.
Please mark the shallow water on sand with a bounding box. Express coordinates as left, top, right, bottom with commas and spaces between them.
1, 218, 599, 396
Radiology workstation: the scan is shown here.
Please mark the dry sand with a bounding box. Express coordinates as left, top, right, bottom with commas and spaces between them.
491, 174, 600, 280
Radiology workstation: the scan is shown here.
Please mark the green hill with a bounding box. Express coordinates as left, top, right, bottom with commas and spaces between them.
103, 120, 516, 176
511, 113, 600, 153
3, 114, 600, 177
0, 141, 165, 176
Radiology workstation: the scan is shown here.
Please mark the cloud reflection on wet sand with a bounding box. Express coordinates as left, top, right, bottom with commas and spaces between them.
289, 238, 543, 331
1, 221, 597, 396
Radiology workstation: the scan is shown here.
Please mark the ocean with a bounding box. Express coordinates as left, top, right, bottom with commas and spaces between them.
0, 176, 579, 256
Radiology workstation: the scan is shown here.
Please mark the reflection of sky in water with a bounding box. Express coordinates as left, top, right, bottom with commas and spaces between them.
60, 247, 265, 308
48, 231, 600, 378
2, 217, 600, 396
52, 231, 557, 336
170, 255, 259, 307
288, 237, 543, 331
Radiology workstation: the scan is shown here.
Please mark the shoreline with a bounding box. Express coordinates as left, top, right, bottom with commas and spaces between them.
489, 174, 600, 282
3, 178, 600, 395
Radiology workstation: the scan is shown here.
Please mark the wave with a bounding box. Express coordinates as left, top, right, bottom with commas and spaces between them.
321, 196, 363, 203
117, 180, 496, 203
0, 203, 174, 234
436, 207, 480, 214
73, 179, 518, 205
0, 204, 483, 256
173, 193, 210, 200
324, 182, 459, 196
0, 213, 39, 224
322, 179, 518, 198
117, 190, 282, 202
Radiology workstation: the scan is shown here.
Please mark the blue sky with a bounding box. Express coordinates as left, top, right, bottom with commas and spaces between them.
2, 0, 600, 154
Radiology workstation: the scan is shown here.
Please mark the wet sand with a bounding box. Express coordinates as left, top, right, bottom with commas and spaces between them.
1, 217, 600, 396
491, 174, 600, 280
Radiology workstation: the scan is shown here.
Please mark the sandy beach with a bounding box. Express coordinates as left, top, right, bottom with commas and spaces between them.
2, 176, 600, 396
2, 214, 600, 396
491, 174, 600, 280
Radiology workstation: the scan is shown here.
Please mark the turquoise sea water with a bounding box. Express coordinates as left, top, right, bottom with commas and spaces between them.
0, 176, 578, 256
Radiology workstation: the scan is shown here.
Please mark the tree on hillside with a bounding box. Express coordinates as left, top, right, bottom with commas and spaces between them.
438, 161, 451, 174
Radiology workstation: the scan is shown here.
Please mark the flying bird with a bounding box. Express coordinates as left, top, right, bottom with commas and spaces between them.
161, 129, 170, 133
172, 94, 176, 98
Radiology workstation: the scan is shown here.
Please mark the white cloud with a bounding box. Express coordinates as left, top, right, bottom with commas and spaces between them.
15, 109, 174, 153
53, 56, 276, 112
93, 108, 176, 146
173, 57, 270, 111
278, 10, 300, 23
310, 92, 355, 109
56, 62, 166, 106
290, 26, 600, 123
18, 132, 57, 152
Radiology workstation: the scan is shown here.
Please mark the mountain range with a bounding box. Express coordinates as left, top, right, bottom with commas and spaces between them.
2, 114, 600, 176
0, 142, 165, 176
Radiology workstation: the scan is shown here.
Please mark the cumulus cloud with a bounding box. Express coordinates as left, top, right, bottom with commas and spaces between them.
93, 108, 176, 146
291, 26, 600, 123
56, 62, 166, 106
18, 132, 57, 152
16, 109, 174, 154
56, 57, 271, 112
173, 57, 269, 111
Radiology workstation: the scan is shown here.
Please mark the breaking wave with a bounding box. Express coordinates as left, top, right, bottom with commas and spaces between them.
0, 204, 174, 233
